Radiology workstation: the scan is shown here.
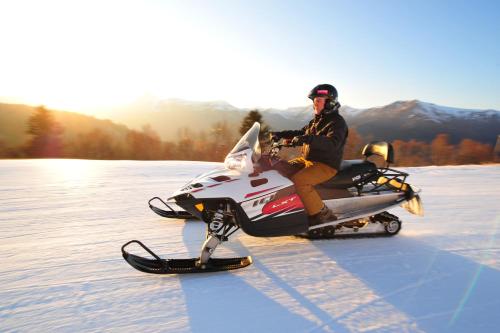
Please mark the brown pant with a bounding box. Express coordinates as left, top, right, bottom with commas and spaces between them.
286, 158, 338, 216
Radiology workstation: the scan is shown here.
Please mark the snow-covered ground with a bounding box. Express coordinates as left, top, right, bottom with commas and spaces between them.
1, 160, 499, 333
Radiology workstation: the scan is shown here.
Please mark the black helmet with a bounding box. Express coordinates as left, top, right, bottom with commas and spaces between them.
308, 84, 339, 111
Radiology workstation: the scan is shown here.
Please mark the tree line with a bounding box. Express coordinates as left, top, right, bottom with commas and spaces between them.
0, 106, 497, 166
392, 134, 495, 166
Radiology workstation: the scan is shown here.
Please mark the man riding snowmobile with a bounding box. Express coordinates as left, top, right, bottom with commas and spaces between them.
270, 84, 348, 225
123, 86, 424, 275
124, 120, 424, 274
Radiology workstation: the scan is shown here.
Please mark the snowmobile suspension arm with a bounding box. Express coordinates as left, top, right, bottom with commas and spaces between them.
199, 235, 222, 265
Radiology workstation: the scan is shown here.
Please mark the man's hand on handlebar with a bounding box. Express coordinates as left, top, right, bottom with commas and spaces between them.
291, 135, 311, 147
269, 132, 311, 147
269, 132, 282, 142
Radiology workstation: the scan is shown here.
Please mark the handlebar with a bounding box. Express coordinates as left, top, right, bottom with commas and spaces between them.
268, 139, 296, 158
272, 142, 295, 149
270, 138, 295, 147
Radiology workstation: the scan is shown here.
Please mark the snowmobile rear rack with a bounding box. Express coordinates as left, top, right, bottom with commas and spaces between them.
121, 240, 252, 274
353, 167, 411, 197
148, 197, 197, 219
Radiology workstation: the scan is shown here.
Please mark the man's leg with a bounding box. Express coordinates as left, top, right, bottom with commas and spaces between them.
291, 161, 337, 216
273, 157, 306, 178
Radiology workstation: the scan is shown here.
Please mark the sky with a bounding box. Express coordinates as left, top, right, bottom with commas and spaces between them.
0, 0, 499, 116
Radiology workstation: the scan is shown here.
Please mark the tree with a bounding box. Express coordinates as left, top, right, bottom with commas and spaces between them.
66, 129, 121, 159
343, 128, 364, 160
25, 106, 63, 157
240, 110, 270, 144
175, 127, 197, 160
392, 139, 431, 166
456, 139, 493, 165
431, 134, 455, 165
494, 135, 500, 162
192, 130, 211, 161
160, 141, 175, 160
125, 125, 163, 160
211, 121, 236, 161
0, 139, 7, 158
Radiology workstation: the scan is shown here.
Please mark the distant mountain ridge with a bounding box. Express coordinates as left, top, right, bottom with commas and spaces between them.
341, 100, 500, 144
1, 99, 499, 149
103, 97, 500, 144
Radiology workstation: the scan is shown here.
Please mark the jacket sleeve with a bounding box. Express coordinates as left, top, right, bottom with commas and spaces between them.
276, 123, 308, 139
308, 118, 348, 153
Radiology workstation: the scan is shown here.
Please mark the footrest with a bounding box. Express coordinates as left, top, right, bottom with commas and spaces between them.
148, 197, 198, 219
122, 240, 252, 274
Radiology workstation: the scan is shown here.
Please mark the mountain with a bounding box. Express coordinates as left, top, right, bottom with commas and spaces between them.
0, 103, 131, 148
341, 100, 500, 144
104, 98, 500, 145
103, 98, 245, 141
2, 99, 499, 149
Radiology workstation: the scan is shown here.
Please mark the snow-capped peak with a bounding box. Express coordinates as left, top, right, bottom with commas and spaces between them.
411, 100, 499, 123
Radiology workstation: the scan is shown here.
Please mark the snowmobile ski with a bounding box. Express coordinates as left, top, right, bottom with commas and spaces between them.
149, 197, 198, 219
122, 240, 252, 274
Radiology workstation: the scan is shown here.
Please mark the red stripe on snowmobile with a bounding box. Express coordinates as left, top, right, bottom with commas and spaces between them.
262, 194, 304, 215
208, 183, 222, 188
244, 186, 280, 198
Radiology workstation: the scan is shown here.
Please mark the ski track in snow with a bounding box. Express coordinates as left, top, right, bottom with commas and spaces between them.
0, 160, 499, 333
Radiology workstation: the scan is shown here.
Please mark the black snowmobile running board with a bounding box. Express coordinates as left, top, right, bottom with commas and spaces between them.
148, 197, 198, 219
122, 240, 252, 274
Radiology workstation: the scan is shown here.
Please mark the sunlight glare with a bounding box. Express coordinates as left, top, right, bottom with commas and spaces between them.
40, 159, 98, 187
0, 0, 310, 114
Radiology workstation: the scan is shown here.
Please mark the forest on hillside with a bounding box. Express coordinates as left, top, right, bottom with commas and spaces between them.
0, 106, 498, 166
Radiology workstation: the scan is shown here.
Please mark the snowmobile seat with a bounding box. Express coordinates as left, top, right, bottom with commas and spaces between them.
318, 160, 379, 189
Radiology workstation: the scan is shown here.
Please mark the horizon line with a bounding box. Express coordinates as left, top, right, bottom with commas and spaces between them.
1, 97, 499, 116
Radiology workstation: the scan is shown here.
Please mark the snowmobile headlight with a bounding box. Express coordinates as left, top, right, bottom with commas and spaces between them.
195, 203, 204, 211
224, 154, 248, 171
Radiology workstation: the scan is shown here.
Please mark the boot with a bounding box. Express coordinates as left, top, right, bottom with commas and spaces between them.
309, 205, 337, 226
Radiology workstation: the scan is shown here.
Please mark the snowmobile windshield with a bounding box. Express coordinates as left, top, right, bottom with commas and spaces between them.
227, 122, 261, 161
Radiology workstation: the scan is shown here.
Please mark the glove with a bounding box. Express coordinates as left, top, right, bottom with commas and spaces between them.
269, 131, 282, 142
291, 135, 311, 147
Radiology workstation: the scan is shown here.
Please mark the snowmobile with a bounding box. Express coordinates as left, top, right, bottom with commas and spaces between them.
122, 122, 423, 274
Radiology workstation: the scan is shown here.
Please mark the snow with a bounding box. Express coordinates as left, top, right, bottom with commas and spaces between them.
265, 100, 500, 124
340, 105, 369, 117
1, 160, 499, 332
275, 106, 314, 121
412, 101, 499, 123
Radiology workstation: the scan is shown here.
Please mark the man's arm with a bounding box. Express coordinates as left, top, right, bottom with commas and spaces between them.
273, 123, 308, 139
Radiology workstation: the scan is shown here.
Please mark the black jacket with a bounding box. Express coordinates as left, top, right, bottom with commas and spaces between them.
278, 109, 348, 170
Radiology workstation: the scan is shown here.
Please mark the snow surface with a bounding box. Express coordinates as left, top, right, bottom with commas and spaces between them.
1, 160, 499, 333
